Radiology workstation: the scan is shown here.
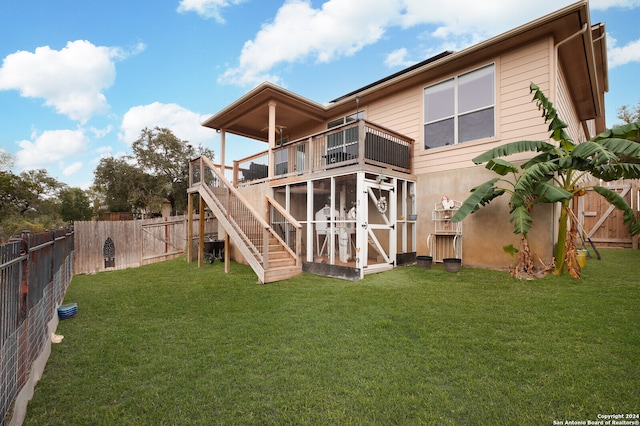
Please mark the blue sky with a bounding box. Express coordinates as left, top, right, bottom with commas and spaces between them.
1, 0, 639, 189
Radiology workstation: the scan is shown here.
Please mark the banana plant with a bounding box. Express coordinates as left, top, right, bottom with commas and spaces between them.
452, 83, 640, 276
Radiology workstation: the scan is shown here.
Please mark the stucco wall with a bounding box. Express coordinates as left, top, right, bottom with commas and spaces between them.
415, 166, 555, 269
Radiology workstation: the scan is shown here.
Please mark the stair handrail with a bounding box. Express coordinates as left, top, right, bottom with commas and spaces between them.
266, 195, 302, 266
194, 156, 272, 264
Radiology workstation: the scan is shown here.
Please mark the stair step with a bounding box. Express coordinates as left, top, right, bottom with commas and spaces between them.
264, 265, 303, 283
267, 258, 297, 268
269, 251, 290, 260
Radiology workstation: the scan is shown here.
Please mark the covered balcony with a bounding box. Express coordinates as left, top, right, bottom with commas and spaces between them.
201, 82, 415, 188
232, 119, 413, 186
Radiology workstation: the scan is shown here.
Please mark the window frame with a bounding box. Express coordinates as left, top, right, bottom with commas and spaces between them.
327, 111, 365, 160
423, 63, 495, 150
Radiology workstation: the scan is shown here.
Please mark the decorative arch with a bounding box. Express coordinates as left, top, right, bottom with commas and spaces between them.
103, 237, 115, 268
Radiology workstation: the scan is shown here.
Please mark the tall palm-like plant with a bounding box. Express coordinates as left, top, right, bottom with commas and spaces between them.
452, 83, 640, 276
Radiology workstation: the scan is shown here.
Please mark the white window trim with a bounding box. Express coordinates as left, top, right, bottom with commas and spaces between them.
423, 63, 495, 149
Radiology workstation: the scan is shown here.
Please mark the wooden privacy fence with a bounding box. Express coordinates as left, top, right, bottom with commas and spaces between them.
74, 215, 218, 275
1, 228, 74, 426
576, 179, 639, 249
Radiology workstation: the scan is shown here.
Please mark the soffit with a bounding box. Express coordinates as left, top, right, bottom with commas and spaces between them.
202, 83, 327, 142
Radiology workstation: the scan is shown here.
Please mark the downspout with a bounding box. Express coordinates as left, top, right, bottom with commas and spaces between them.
590, 29, 607, 134
554, 23, 588, 86
554, 22, 589, 135
552, 22, 588, 266
579, 30, 607, 139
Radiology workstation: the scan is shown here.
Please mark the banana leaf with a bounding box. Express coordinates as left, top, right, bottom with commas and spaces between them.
593, 186, 640, 235
450, 178, 504, 222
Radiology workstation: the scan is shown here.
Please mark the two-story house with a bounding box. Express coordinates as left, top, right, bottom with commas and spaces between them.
188, 0, 607, 283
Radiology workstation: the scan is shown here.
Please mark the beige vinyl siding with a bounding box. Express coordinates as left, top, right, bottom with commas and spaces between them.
367, 87, 421, 142
557, 64, 585, 142
500, 41, 551, 143
410, 38, 553, 175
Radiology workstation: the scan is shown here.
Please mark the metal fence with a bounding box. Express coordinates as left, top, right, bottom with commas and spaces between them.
1, 229, 74, 425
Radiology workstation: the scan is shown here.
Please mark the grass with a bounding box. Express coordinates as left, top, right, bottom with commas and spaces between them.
24, 249, 639, 425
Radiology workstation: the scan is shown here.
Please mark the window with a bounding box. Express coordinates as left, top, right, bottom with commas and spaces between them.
424, 64, 494, 149
326, 111, 365, 163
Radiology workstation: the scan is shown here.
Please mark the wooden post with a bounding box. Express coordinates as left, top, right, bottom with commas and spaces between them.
224, 233, 230, 273
187, 193, 193, 262
198, 197, 205, 268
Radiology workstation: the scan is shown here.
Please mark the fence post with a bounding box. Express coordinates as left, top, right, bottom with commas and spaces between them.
17, 231, 30, 400
19, 231, 29, 321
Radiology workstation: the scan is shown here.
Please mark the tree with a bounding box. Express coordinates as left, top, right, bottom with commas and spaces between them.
131, 127, 214, 214
59, 187, 93, 222
92, 128, 215, 217
452, 83, 640, 278
617, 100, 640, 125
0, 165, 66, 241
0, 150, 13, 170
131, 127, 196, 214
93, 156, 146, 213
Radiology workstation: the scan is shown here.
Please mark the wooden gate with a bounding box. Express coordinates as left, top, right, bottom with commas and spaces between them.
576, 180, 639, 249
141, 216, 187, 265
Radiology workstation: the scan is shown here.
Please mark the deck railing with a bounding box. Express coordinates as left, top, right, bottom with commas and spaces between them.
266, 195, 301, 265
234, 151, 269, 185
233, 120, 413, 186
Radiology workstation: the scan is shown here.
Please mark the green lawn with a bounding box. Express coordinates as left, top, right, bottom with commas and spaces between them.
24, 249, 639, 425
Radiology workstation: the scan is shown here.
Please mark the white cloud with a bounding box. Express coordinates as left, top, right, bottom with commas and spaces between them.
88, 125, 114, 139
384, 48, 414, 68
15, 129, 88, 170
0, 40, 145, 123
220, 0, 640, 86
119, 102, 215, 146
218, 0, 566, 86
62, 161, 83, 176
177, 0, 245, 23
608, 35, 640, 68
218, 0, 399, 87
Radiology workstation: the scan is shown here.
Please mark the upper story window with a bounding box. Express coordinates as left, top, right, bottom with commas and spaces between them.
423, 64, 495, 149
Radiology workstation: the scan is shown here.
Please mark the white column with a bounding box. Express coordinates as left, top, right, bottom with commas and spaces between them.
268, 101, 276, 179
356, 171, 366, 279
307, 180, 314, 263
219, 129, 226, 176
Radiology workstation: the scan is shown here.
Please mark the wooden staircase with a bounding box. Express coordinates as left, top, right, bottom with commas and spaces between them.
264, 234, 299, 282
189, 156, 302, 283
